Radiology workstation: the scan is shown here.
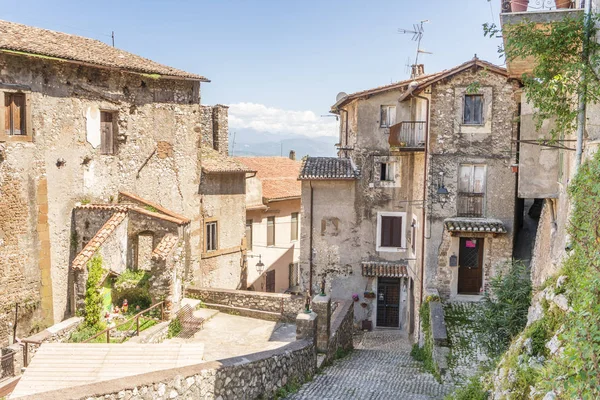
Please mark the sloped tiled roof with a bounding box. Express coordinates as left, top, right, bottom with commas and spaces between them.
332, 58, 507, 110
235, 157, 302, 201
71, 212, 127, 270
362, 262, 408, 278
0, 20, 208, 81
444, 217, 507, 234
76, 203, 188, 225
298, 157, 359, 180
152, 234, 180, 261
119, 191, 189, 223
201, 147, 255, 174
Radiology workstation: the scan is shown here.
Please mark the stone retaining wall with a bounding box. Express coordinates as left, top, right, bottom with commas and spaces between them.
16, 339, 317, 400
186, 287, 304, 322
325, 300, 354, 364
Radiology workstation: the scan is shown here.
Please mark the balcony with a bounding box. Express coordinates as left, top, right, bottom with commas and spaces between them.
388, 121, 426, 151
457, 192, 485, 218
500, 0, 584, 78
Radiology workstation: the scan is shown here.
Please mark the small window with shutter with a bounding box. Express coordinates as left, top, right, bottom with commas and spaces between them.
100, 111, 115, 155
4, 93, 26, 136
377, 212, 406, 251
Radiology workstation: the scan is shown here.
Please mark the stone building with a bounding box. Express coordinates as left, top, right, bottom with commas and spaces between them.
0, 20, 245, 345
236, 154, 302, 293
299, 58, 519, 331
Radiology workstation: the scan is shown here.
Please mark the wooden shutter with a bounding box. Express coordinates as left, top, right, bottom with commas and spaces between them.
381, 216, 402, 248
267, 217, 275, 246
245, 220, 253, 251
3, 94, 9, 135
100, 111, 114, 154
291, 213, 298, 241
391, 216, 402, 247
12, 94, 25, 135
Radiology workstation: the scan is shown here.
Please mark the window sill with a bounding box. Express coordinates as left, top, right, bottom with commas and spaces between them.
0, 134, 33, 143
376, 246, 408, 253
461, 123, 485, 127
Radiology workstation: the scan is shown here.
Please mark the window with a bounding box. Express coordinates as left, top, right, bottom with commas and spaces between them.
266, 270, 276, 293
457, 164, 486, 217
267, 216, 275, 246
205, 221, 218, 252
291, 213, 299, 241
376, 212, 407, 251
463, 95, 483, 125
4, 93, 26, 135
380, 162, 394, 182
380, 105, 396, 128
411, 218, 417, 254
245, 219, 253, 251
100, 111, 115, 154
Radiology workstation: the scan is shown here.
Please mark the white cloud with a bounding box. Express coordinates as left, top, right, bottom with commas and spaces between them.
227, 102, 338, 138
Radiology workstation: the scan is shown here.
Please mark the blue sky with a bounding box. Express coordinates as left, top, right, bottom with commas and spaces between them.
1, 0, 503, 139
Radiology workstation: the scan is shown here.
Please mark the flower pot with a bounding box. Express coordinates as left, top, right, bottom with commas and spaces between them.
510, 0, 529, 12
364, 291, 376, 299
555, 0, 572, 8
511, 164, 519, 173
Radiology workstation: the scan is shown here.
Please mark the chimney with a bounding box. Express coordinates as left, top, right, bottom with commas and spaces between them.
289, 150, 296, 160
212, 104, 229, 155
411, 64, 425, 78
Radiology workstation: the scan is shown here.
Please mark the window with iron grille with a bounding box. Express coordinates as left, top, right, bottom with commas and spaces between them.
267, 216, 275, 246
205, 221, 218, 252
380, 105, 396, 128
457, 164, 486, 217
245, 219, 253, 251
463, 95, 484, 125
290, 213, 299, 241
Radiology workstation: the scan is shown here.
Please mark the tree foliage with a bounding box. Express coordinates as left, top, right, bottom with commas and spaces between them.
84, 253, 105, 329
487, 13, 600, 139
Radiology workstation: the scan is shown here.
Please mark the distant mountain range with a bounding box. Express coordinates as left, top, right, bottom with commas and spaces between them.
229, 129, 338, 159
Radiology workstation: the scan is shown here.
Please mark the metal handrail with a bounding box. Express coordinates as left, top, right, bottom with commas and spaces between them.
83, 301, 165, 344
389, 121, 426, 148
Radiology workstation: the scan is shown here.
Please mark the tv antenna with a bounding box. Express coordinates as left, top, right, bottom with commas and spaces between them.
404, 57, 412, 75
398, 20, 432, 66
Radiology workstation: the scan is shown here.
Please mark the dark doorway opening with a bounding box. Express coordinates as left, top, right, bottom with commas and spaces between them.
458, 237, 484, 294
377, 277, 400, 328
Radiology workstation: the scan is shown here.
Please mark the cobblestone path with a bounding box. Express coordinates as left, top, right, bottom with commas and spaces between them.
288, 330, 453, 400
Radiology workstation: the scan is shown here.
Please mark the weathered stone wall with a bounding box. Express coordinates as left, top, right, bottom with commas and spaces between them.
15, 340, 317, 400
186, 287, 304, 322
0, 51, 230, 342
325, 300, 354, 364
425, 67, 519, 299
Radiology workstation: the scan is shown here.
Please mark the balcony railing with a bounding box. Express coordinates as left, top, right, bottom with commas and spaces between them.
457, 192, 485, 217
502, 0, 582, 13
389, 121, 426, 149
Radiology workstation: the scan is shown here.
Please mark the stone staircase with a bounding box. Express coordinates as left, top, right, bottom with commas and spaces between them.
289, 330, 453, 400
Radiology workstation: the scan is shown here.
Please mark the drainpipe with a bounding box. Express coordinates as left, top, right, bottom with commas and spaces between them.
309, 181, 314, 295
339, 109, 349, 158
576, 0, 593, 170
412, 93, 430, 315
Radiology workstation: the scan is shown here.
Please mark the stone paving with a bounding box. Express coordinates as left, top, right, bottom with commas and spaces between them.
288, 330, 453, 400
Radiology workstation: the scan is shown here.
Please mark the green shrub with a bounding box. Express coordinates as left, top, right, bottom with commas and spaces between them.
84, 254, 105, 329
446, 375, 488, 400
477, 260, 532, 357
167, 317, 182, 338
411, 298, 440, 381
69, 324, 103, 343
113, 269, 152, 311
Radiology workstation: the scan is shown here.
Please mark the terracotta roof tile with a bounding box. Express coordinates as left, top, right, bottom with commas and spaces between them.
299, 157, 359, 180
361, 262, 408, 278
152, 234, 180, 261
0, 20, 207, 81
119, 192, 190, 223
444, 217, 507, 234
235, 157, 302, 201
201, 147, 254, 174
71, 212, 127, 270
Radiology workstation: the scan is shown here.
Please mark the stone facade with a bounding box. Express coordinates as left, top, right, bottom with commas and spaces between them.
13, 340, 317, 400
324, 300, 354, 364
0, 43, 240, 345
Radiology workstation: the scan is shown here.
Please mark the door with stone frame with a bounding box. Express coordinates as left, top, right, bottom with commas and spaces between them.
376, 277, 401, 328
458, 237, 484, 294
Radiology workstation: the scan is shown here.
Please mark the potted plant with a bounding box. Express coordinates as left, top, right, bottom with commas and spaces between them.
509, 0, 529, 12
555, 0, 572, 8
352, 293, 359, 302
364, 291, 376, 299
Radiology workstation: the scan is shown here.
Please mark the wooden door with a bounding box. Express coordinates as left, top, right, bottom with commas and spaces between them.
458, 238, 484, 294
266, 270, 275, 293
376, 278, 400, 328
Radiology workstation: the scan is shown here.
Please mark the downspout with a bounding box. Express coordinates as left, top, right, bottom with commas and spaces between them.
576, 0, 593, 170
413, 93, 430, 312
309, 181, 314, 295
339, 108, 349, 158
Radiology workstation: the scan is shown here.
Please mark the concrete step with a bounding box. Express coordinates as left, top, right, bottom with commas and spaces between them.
180, 297, 202, 310
193, 308, 219, 322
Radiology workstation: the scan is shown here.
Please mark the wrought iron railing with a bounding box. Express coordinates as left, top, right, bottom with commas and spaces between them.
502, 0, 581, 12
457, 192, 485, 217
389, 121, 426, 149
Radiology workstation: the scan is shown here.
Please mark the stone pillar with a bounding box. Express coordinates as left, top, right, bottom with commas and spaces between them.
311, 295, 331, 353
296, 311, 317, 341
212, 105, 229, 155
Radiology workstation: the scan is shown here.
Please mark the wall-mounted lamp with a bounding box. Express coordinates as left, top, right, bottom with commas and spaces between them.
436, 171, 449, 207
246, 253, 265, 274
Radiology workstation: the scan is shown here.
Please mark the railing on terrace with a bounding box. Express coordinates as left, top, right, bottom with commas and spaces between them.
502, 0, 582, 13
389, 121, 426, 149
83, 301, 165, 344
457, 192, 485, 218
0, 350, 16, 379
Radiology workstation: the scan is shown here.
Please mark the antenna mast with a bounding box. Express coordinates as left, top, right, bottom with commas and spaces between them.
398, 20, 431, 66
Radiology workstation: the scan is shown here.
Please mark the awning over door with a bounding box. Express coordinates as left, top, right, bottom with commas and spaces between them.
361, 261, 408, 278
444, 217, 507, 234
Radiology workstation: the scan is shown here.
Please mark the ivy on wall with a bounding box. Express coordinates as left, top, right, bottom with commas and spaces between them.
84, 253, 105, 330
